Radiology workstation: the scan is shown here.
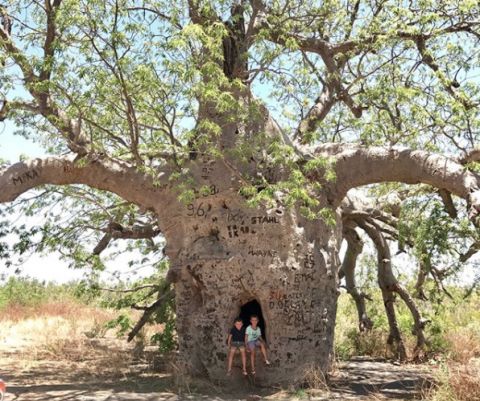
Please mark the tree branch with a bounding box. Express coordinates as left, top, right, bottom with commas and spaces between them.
415, 36, 474, 109
127, 281, 174, 342
93, 233, 112, 255
459, 147, 480, 165
355, 217, 429, 359
460, 241, 480, 263
0, 156, 173, 214
100, 284, 160, 293
0, 3, 89, 156
105, 222, 161, 240
340, 225, 373, 332
438, 189, 458, 219
311, 144, 480, 222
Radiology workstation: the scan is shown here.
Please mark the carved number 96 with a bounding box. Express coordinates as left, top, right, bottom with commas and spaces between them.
187, 202, 212, 218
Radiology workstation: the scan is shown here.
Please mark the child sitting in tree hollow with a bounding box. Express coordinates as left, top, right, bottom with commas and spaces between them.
245, 314, 270, 374
226, 317, 247, 376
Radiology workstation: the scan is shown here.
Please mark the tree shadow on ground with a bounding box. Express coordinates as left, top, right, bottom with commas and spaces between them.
1, 341, 432, 401
328, 358, 432, 400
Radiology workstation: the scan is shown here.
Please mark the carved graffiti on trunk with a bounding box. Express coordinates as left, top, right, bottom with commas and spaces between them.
63, 164, 74, 173
227, 224, 256, 238
225, 212, 282, 238
251, 216, 280, 224
186, 202, 212, 218
193, 185, 219, 198
268, 294, 316, 326
199, 155, 216, 179
227, 210, 247, 223
304, 253, 315, 269
248, 247, 278, 258
11, 168, 40, 186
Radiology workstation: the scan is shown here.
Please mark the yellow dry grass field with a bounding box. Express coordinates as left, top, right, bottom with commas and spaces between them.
0, 300, 173, 400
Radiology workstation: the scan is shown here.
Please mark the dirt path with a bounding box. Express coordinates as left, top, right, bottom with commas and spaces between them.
0, 340, 431, 401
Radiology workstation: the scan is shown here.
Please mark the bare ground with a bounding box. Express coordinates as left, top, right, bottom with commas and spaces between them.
0, 337, 432, 401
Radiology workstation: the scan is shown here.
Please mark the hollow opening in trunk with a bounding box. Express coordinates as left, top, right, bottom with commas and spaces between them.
239, 299, 266, 341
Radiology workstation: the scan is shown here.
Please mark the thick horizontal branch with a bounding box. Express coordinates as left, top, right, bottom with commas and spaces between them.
100, 284, 160, 293
103, 221, 161, 240
0, 155, 173, 215
91, 221, 161, 255
330, 20, 480, 56
311, 144, 480, 219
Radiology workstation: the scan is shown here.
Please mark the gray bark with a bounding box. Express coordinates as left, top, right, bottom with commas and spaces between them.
356, 219, 408, 361
340, 225, 373, 332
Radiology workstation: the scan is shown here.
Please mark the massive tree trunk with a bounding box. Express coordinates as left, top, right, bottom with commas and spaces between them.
165, 191, 340, 383
156, 123, 343, 383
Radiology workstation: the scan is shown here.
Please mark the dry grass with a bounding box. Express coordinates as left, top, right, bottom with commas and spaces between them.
446, 361, 480, 401
421, 323, 480, 401
0, 300, 115, 351
298, 363, 329, 392
445, 328, 480, 364
423, 359, 480, 401
0, 300, 158, 379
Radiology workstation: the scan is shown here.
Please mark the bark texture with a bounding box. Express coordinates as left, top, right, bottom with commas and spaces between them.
339, 225, 373, 332
158, 156, 342, 384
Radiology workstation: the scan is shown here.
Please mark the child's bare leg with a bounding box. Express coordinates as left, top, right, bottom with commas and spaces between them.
250, 347, 256, 373
227, 348, 236, 373
240, 348, 247, 373
260, 343, 270, 363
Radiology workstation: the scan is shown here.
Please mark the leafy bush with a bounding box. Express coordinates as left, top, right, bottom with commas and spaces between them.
0, 276, 77, 309
335, 287, 480, 361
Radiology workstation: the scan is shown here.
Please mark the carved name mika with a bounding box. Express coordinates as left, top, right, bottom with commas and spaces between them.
11, 168, 40, 186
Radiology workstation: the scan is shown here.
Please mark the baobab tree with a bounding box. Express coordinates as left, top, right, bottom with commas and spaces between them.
0, 0, 479, 385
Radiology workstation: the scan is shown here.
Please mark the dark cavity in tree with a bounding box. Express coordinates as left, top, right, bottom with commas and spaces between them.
239, 299, 266, 341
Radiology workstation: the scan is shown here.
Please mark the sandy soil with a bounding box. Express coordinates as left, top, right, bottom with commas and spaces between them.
0, 334, 432, 401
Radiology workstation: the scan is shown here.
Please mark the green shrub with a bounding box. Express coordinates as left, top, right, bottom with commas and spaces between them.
335, 287, 480, 361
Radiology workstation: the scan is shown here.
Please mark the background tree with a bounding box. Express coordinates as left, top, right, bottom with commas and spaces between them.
0, 0, 479, 385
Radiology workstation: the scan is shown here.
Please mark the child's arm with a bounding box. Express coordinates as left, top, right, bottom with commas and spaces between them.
259, 328, 265, 343
227, 333, 232, 347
